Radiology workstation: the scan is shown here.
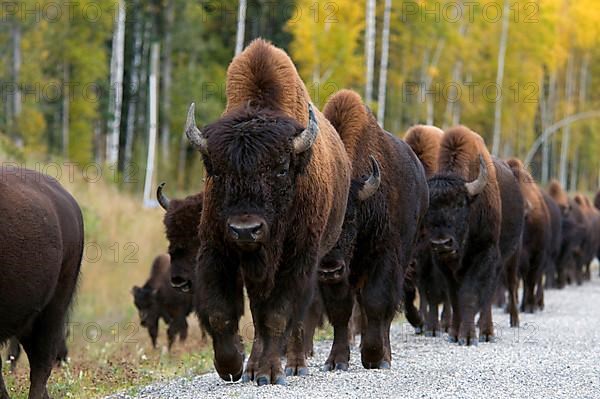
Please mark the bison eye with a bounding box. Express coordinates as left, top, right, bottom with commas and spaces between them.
276, 164, 289, 177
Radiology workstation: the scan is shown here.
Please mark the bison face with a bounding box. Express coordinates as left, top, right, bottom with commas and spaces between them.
132, 286, 158, 327
168, 245, 197, 293
319, 157, 381, 284
185, 103, 318, 253
425, 156, 488, 261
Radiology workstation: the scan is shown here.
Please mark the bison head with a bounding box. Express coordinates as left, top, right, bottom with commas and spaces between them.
157, 183, 202, 293
425, 155, 488, 260
132, 285, 158, 327
318, 156, 381, 284
185, 102, 318, 253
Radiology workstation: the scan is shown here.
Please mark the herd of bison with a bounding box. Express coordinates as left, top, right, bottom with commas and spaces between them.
2, 39, 600, 398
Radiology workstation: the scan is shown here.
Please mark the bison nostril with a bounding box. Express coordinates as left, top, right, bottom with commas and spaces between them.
228, 222, 264, 242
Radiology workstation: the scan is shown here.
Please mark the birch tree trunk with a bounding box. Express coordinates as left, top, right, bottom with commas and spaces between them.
365, 0, 376, 104
444, 1, 467, 129
376, 0, 391, 126
106, 0, 126, 165
424, 39, 445, 125
235, 0, 247, 56
491, 0, 510, 156
124, 0, 144, 169
559, 53, 575, 188
143, 43, 160, 207
160, 0, 174, 165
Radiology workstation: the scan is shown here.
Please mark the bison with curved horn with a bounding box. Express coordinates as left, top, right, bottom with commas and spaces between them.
424, 126, 524, 345
0, 166, 84, 399
317, 90, 428, 371
184, 39, 351, 385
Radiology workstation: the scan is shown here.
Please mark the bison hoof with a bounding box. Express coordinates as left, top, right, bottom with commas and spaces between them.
378, 360, 391, 369
479, 334, 496, 343
424, 330, 440, 338
335, 363, 349, 371
285, 366, 309, 377
457, 337, 478, 346
447, 335, 458, 343
322, 362, 348, 372
241, 373, 252, 383
256, 376, 270, 386
414, 326, 424, 335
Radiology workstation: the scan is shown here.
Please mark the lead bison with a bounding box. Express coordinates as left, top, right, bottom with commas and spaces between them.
132, 253, 194, 349
425, 127, 523, 345
0, 167, 84, 399
404, 125, 451, 336
184, 39, 351, 385
317, 90, 428, 371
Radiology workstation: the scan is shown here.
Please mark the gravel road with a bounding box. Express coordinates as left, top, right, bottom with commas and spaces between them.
108, 274, 600, 399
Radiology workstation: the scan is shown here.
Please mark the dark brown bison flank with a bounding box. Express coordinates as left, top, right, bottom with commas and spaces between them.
158, 183, 204, 293
132, 254, 195, 349
425, 126, 510, 345
542, 192, 563, 290
404, 125, 451, 336
185, 39, 351, 386
0, 168, 84, 398
506, 158, 551, 314
319, 90, 428, 371
573, 195, 600, 282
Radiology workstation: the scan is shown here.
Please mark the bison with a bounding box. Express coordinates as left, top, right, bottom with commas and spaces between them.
541, 191, 563, 295
574, 195, 600, 281
548, 181, 586, 288
317, 90, 428, 371
132, 253, 195, 349
184, 39, 351, 385
506, 159, 551, 313
0, 166, 84, 399
404, 125, 451, 336
424, 126, 524, 345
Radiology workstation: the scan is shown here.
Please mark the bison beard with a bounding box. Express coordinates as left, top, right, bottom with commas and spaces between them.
0, 168, 84, 399
185, 39, 351, 386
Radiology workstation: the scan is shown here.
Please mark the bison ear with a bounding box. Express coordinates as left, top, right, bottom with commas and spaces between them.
131, 286, 140, 296
293, 103, 319, 154
151, 288, 159, 297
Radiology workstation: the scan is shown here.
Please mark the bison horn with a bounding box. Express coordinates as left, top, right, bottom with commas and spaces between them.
185, 103, 208, 154
465, 155, 488, 197
358, 156, 381, 201
293, 103, 319, 153
156, 182, 170, 210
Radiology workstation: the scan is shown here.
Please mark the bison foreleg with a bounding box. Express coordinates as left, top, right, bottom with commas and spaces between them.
319, 280, 353, 372
0, 356, 9, 399
197, 255, 245, 383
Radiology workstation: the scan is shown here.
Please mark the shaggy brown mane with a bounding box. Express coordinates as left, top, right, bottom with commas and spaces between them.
507, 157, 546, 220
225, 39, 311, 124
438, 126, 496, 183
404, 125, 444, 177
164, 193, 204, 247
322, 90, 369, 160
548, 180, 569, 208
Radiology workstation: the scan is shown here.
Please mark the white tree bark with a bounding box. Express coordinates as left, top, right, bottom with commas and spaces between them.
491, 0, 510, 156
106, 0, 126, 165
365, 0, 376, 103
235, 0, 247, 56
376, 0, 391, 126
143, 43, 160, 207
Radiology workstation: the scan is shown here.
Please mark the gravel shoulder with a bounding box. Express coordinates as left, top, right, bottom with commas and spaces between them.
108, 274, 600, 399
